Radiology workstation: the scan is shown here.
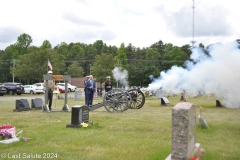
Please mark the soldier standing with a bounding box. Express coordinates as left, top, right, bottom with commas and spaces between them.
43, 70, 55, 111
104, 76, 112, 92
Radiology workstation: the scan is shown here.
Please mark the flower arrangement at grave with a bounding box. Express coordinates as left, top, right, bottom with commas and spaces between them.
0, 124, 15, 140
0, 124, 29, 144
80, 122, 88, 128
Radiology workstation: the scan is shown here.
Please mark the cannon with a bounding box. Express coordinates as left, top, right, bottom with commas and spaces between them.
90, 88, 145, 112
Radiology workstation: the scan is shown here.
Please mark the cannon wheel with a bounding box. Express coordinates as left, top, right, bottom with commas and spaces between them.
103, 89, 130, 112
128, 89, 145, 109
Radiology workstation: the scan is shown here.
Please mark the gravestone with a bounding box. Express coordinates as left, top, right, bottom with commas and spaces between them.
13, 99, 31, 112
216, 100, 222, 107
31, 98, 43, 109
161, 97, 169, 106
66, 105, 90, 128
74, 90, 82, 100
166, 102, 201, 160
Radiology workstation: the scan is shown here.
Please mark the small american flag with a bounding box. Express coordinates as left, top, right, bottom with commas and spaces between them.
48, 59, 52, 70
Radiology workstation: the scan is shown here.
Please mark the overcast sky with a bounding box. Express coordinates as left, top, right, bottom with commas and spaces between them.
0, 0, 239, 50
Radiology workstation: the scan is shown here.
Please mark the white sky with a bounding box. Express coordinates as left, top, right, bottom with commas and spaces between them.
0, 0, 239, 50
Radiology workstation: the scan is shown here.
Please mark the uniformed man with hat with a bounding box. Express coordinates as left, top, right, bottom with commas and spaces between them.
104, 76, 112, 92
43, 70, 55, 111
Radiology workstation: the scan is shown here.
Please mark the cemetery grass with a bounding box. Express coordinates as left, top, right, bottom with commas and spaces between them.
0, 95, 240, 160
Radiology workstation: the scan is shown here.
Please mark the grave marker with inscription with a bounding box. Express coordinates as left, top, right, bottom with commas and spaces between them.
66, 105, 90, 128
166, 102, 201, 160
13, 99, 31, 112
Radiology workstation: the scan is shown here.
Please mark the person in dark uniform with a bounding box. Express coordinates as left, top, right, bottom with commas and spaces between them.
104, 76, 112, 92
84, 75, 90, 105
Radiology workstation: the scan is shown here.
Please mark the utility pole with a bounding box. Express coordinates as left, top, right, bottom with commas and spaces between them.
89, 64, 91, 75
190, 0, 196, 47
12, 59, 16, 83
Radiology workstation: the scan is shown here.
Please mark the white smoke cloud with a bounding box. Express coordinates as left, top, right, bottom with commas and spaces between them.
112, 67, 129, 88
146, 41, 240, 108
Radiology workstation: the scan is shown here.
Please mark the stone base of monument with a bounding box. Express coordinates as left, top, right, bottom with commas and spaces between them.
166, 143, 201, 160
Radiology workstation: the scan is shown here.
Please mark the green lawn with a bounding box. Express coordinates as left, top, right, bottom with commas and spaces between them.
0, 94, 240, 160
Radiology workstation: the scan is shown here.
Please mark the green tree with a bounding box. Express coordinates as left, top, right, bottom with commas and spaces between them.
143, 47, 162, 81
15, 33, 33, 55
0, 45, 18, 82
162, 43, 188, 71
93, 40, 104, 55
68, 44, 85, 60
56, 42, 68, 56
65, 61, 84, 77
40, 40, 52, 50
91, 53, 116, 85
115, 43, 128, 70
12, 49, 65, 84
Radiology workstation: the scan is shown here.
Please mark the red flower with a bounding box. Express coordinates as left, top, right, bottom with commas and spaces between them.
189, 155, 199, 160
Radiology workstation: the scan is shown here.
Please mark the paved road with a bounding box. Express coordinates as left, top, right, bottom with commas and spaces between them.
0, 92, 80, 101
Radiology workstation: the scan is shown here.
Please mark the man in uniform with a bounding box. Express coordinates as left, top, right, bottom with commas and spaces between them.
43, 70, 55, 111
104, 76, 112, 92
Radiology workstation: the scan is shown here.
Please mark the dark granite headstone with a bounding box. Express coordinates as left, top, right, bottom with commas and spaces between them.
216, 100, 222, 107
13, 99, 31, 112
66, 105, 90, 128
31, 98, 43, 109
161, 97, 169, 106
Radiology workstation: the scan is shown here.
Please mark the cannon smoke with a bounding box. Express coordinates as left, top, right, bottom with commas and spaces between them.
112, 67, 129, 88
146, 41, 240, 108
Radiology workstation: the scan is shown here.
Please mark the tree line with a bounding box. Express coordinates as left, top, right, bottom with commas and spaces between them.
0, 33, 210, 87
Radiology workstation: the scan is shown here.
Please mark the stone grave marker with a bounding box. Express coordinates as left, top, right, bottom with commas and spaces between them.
13, 99, 31, 112
216, 99, 222, 107
74, 90, 82, 100
66, 105, 90, 128
31, 98, 43, 109
161, 97, 169, 106
166, 102, 201, 160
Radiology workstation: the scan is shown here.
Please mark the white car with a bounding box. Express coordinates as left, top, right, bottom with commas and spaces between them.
56, 83, 77, 92
24, 85, 39, 94
32, 83, 45, 94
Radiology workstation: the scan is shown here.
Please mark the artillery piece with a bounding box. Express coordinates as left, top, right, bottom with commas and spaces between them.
90, 88, 145, 112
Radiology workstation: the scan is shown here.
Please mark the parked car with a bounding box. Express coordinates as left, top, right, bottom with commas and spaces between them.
32, 83, 45, 94
24, 85, 40, 94
57, 85, 67, 93
56, 83, 76, 92
3, 82, 25, 95
0, 83, 7, 96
